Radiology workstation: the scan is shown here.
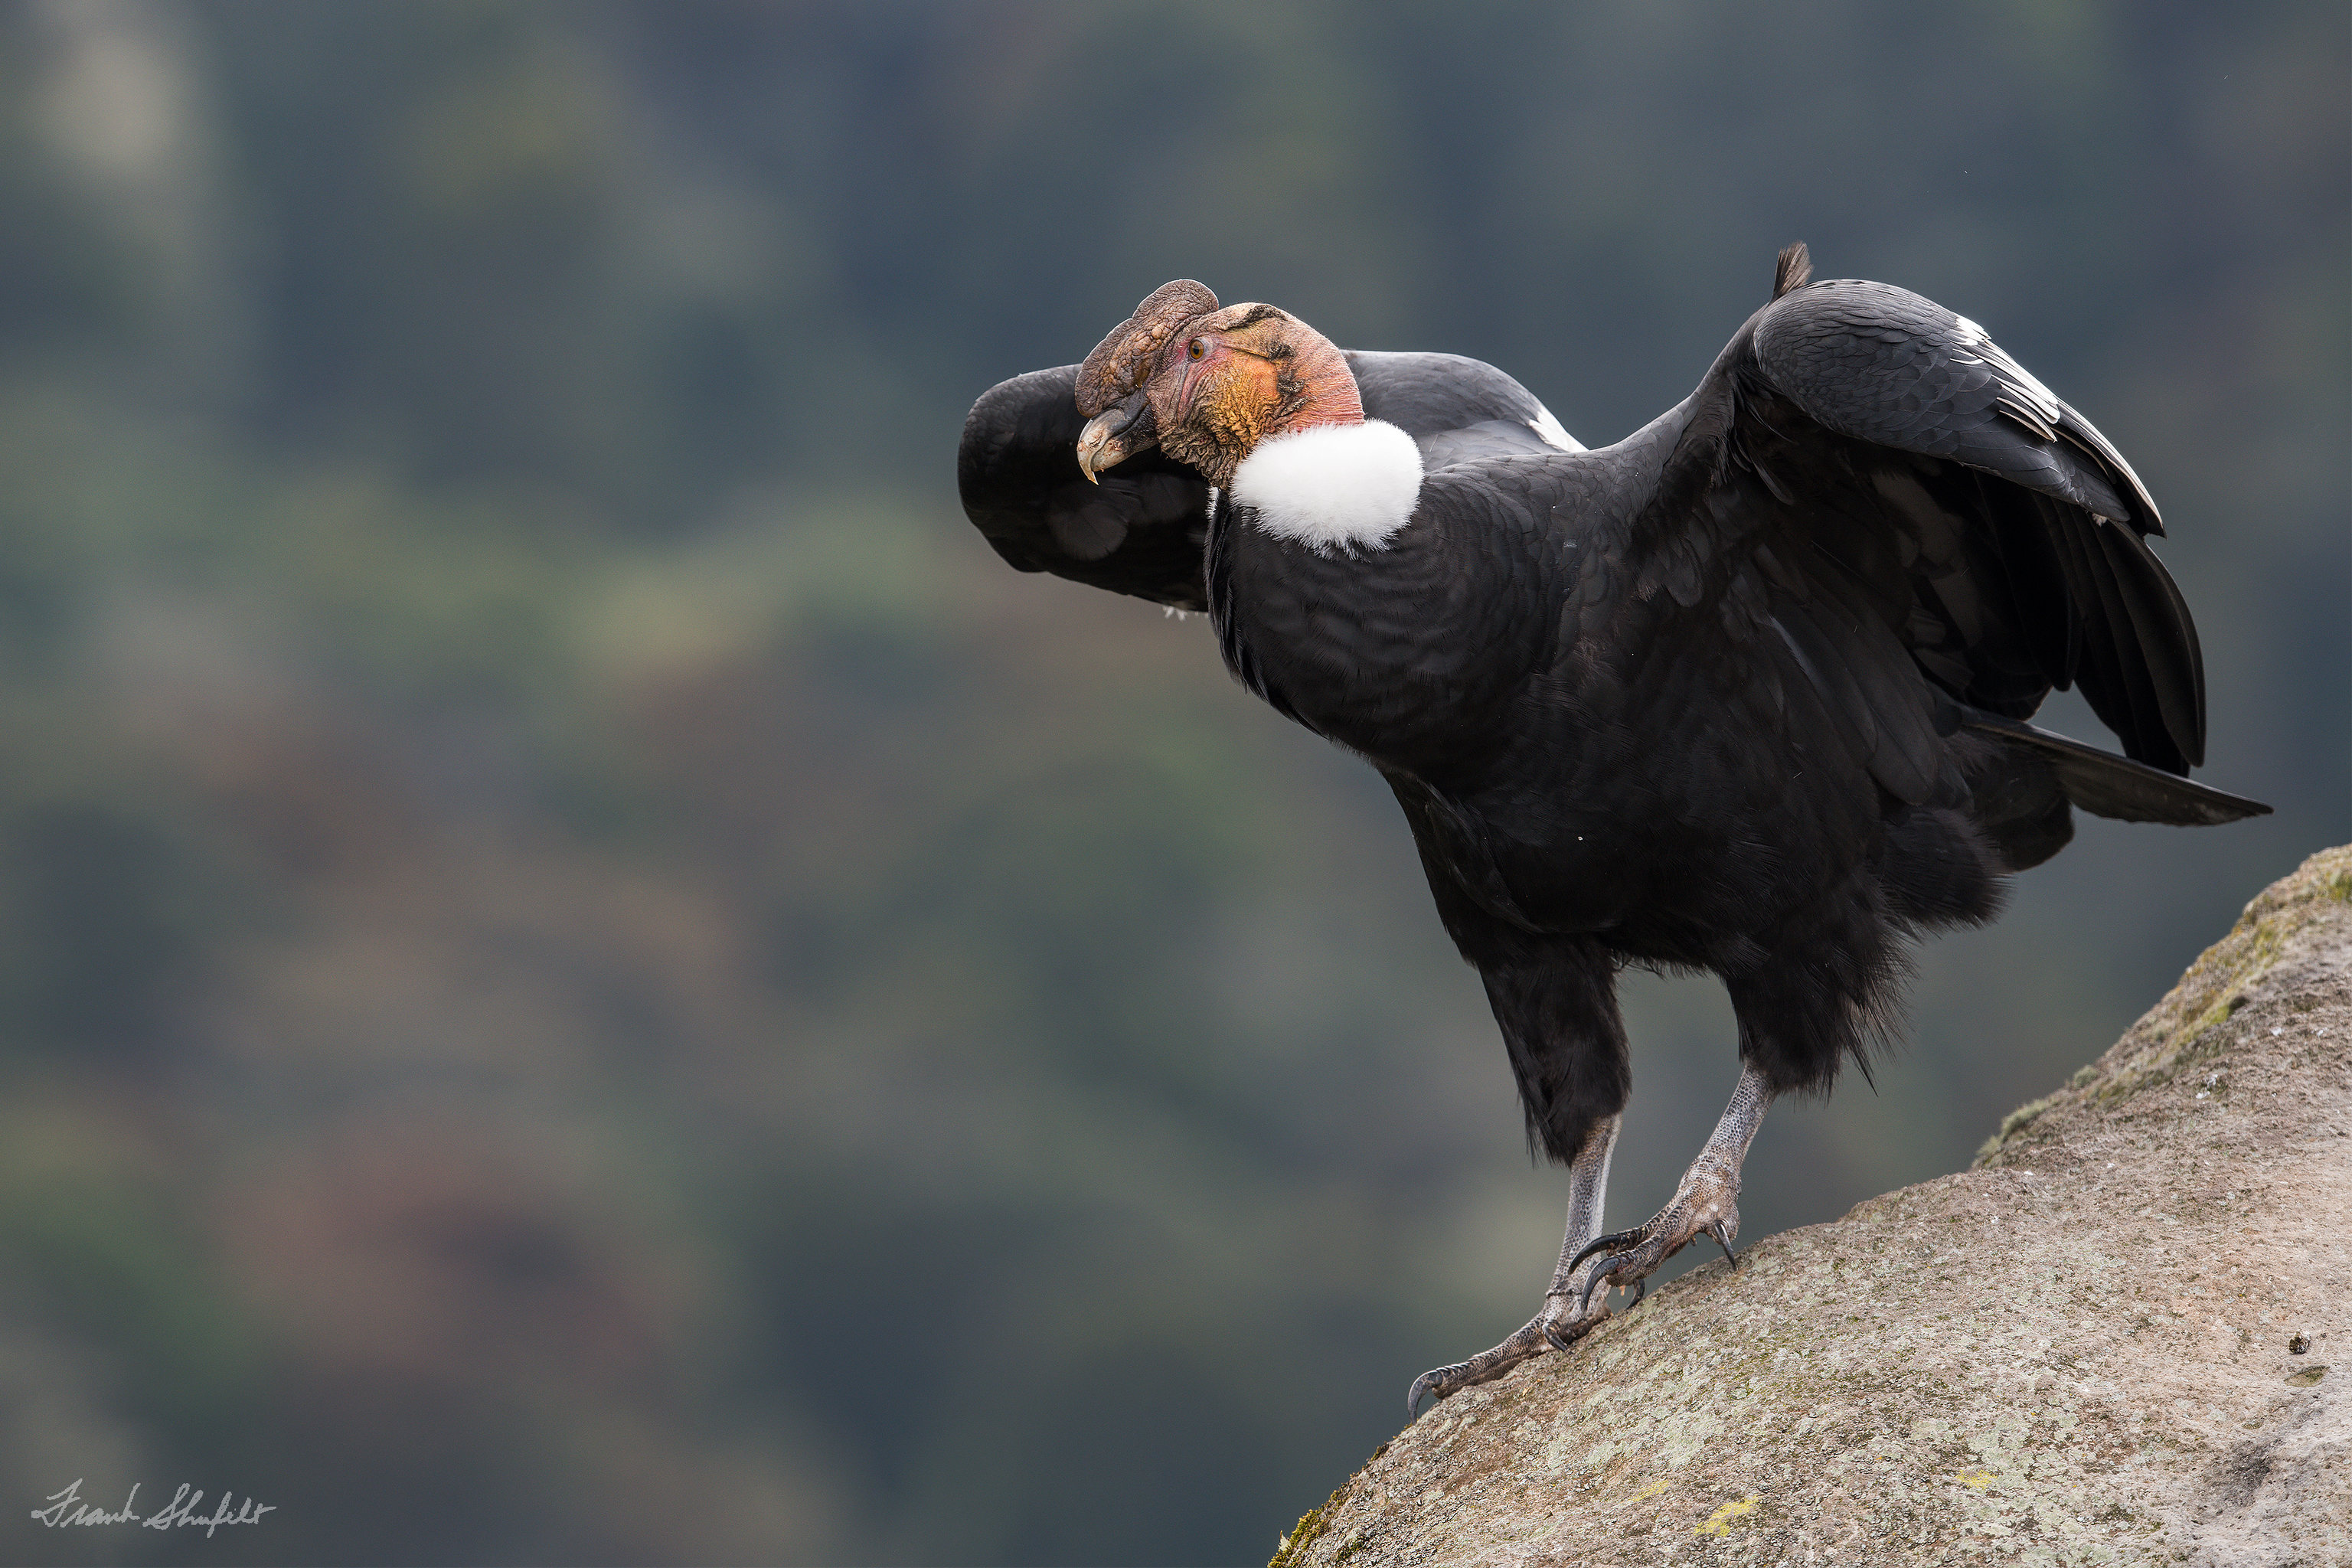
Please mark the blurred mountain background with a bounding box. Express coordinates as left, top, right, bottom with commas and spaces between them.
0, 2, 2338, 1563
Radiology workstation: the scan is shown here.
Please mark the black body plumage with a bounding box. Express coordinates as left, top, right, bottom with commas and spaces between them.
957, 256, 2268, 1168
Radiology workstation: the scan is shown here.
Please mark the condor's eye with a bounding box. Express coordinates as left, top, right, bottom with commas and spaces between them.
1185, 338, 1207, 361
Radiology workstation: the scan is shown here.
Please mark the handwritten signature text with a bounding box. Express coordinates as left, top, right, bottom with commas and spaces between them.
32, 1480, 276, 1537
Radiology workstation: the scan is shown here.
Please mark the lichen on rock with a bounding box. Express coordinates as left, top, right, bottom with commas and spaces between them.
1275, 847, 2352, 1566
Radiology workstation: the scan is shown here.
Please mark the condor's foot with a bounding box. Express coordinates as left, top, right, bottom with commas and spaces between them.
1404, 1285, 1621, 1419
1565, 1063, 1770, 1310
1406, 1111, 1633, 1420
1567, 1155, 1742, 1312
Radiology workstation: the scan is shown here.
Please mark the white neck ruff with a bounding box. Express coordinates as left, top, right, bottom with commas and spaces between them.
1230, 420, 1424, 554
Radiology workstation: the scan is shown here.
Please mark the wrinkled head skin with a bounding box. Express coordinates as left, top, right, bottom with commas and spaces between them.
1074, 281, 1364, 490
1074, 279, 1217, 417
1072, 279, 1217, 482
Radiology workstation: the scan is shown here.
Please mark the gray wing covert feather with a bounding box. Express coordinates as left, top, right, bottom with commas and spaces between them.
1346, 350, 1552, 433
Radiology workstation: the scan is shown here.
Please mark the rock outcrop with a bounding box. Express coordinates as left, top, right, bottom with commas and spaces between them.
1274, 847, 2352, 1566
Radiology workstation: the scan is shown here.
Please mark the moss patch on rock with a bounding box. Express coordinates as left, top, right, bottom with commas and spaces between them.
1975, 844, 2352, 1166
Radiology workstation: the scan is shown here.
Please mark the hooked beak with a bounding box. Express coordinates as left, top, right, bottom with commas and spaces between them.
1076, 390, 1156, 483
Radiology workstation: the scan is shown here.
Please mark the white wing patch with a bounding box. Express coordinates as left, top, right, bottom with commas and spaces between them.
1529, 403, 1585, 452
1953, 313, 2064, 440
1231, 420, 1424, 554
1954, 311, 2157, 522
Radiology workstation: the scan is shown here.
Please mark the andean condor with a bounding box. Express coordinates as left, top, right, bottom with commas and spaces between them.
956, 247, 2268, 1416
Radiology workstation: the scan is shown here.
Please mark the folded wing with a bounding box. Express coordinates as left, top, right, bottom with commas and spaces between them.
1622, 245, 2259, 828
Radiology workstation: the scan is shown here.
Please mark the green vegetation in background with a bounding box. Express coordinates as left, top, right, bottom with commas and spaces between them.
0, 2, 2338, 1563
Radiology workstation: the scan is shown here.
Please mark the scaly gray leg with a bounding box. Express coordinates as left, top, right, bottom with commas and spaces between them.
1569, 1063, 1772, 1308
1406, 1112, 1622, 1418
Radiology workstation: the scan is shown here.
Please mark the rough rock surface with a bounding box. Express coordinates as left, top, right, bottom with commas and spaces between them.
1273, 848, 2352, 1567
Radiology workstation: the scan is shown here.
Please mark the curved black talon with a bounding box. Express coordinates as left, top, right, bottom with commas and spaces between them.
1579, 1252, 1634, 1313
1710, 1223, 1739, 1268
1406, 1369, 1444, 1420
1543, 1318, 1576, 1354
1628, 1276, 1646, 1309
1567, 1227, 1644, 1279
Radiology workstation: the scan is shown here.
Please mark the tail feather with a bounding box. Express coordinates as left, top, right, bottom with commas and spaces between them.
1772, 242, 1812, 300
1964, 713, 2269, 826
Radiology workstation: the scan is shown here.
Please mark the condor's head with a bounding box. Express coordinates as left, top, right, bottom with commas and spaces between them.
1073, 280, 1363, 489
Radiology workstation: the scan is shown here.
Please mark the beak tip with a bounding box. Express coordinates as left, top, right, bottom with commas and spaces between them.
1076, 391, 1153, 484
